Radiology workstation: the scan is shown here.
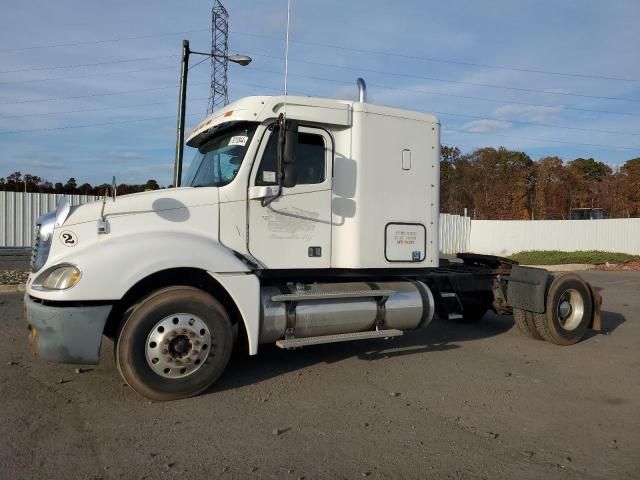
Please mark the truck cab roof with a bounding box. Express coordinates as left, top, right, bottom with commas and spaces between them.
186, 95, 439, 148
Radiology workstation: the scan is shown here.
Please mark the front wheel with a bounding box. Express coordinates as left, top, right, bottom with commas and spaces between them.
116, 286, 233, 401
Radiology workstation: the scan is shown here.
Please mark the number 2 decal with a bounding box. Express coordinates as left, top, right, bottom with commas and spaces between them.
60, 231, 78, 247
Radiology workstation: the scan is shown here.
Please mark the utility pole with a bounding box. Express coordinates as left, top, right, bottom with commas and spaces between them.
172, 40, 252, 188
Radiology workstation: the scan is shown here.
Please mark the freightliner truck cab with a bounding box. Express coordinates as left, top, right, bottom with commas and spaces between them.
24, 82, 601, 401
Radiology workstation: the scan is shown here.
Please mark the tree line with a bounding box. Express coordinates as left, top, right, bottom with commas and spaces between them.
0, 171, 160, 196
2, 147, 639, 219
440, 146, 640, 219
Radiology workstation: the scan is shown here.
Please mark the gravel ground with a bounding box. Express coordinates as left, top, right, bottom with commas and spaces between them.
593, 261, 640, 271
0, 252, 30, 284
0, 269, 30, 285
0, 249, 30, 278
1, 271, 639, 479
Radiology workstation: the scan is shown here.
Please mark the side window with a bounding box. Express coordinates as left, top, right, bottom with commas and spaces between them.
256, 129, 326, 186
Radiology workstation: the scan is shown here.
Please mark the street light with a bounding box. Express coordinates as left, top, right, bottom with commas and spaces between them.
173, 39, 252, 187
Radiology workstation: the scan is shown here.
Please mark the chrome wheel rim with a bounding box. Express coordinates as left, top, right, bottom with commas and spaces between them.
556, 289, 584, 331
145, 313, 211, 379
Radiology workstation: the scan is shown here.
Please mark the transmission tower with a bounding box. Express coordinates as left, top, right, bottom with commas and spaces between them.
208, 0, 229, 113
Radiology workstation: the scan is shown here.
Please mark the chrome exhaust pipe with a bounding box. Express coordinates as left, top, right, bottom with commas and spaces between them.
357, 77, 367, 102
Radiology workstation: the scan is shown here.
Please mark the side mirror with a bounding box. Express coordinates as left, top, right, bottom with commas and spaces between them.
278, 118, 298, 188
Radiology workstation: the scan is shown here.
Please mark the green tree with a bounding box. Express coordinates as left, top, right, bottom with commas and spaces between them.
461, 147, 533, 219
570, 158, 612, 182
567, 157, 612, 213
78, 183, 93, 195
63, 177, 78, 194
532, 157, 569, 219
439, 145, 462, 213
619, 158, 640, 217
144, 179, 160, 191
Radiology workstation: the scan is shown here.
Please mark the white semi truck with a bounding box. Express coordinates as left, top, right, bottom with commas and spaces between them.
24, 80, 601, 401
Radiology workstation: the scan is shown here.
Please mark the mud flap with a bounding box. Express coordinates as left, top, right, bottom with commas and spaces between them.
506, 265, 550, 314
588, 283, 603, 331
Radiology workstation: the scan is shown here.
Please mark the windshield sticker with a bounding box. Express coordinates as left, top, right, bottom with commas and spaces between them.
229, 135, 248, 146
263, 171, 276, 183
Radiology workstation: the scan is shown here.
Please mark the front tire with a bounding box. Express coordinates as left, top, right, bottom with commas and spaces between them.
116, 286, 233, 401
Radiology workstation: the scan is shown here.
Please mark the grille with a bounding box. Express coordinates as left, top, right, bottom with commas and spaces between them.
30, 223, 52, 273
30, 224, 41, 272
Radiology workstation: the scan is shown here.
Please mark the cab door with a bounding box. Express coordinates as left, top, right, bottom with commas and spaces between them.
247, 125, 332, 269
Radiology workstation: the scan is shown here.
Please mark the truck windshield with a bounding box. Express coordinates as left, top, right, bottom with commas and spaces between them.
183, 122, 258, 187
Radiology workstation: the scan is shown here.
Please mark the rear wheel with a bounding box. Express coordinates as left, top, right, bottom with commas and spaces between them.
533, 274, 592, 346
513, 309, 544, 340
116, 286, 233, 401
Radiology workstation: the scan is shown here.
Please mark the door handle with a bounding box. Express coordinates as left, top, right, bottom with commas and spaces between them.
248, 185, 281, 200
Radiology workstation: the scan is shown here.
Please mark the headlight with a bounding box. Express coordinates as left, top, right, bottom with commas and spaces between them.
33, 264, 82, 291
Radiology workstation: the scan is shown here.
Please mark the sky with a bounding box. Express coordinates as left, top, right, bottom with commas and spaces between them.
0, 0, 639, 186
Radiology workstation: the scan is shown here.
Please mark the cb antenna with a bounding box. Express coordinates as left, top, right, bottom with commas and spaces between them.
283, 0, 292, 117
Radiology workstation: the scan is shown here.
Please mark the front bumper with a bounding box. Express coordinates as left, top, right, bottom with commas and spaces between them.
24, 293, 112, 364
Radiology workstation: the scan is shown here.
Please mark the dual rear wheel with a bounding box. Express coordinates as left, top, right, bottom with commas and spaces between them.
513, 273, 593, 346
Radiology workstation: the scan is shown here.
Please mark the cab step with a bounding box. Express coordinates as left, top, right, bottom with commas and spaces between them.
275, 329, 403, 349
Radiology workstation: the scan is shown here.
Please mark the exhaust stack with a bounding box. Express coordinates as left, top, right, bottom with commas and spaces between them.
357, 77, 367, 102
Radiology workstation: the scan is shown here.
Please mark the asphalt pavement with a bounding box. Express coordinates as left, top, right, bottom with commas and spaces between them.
1, 271, 639, 479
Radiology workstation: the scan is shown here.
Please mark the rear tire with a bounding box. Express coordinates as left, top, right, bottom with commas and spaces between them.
116, 286, 233, 401
513, 309, 544, 340
533, 274, 592, 346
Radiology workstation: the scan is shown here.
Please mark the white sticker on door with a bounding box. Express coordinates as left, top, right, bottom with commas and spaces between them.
263, 171, 276, 183
385, 223, 425, 262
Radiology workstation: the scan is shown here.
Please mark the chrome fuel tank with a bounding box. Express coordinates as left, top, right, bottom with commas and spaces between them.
259, 281, 434, 343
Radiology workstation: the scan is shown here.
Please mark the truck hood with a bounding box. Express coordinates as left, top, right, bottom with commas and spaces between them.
64, 187, 219, 226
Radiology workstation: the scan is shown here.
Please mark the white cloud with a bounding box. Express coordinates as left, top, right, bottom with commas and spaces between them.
112, 152, 145, 162
23, 159, 65, 170
461, 119, 511, 134
494, 104, 563, 123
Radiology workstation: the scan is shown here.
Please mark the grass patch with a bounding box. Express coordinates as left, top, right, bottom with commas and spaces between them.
508, 250, 640, 265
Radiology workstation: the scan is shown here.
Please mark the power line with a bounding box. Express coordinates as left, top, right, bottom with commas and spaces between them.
1, 74, 636, 151
227, 81, 640, 149
4, 25, 636, 84
0, 81, 208, 106
0, 96, 210, 119
433, 111, 640, 138
233, 30, 640, 84
444, 128, 638, 151
0, 112, 201, 135
0, 115, 174, 135
0, 63, 178, 86
0, 54, 177, 74
233, 79, 640, 137
0, 29, 209, 53
247, 52, 640, 104
247, 66, 640, 118
6, 46, 635, 105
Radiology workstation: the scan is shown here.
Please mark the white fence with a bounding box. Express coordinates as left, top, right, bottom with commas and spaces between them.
2, 192, 639, 255
0, 192, 98, 247
469, 218, 640, 256
439, 213, 471, 255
